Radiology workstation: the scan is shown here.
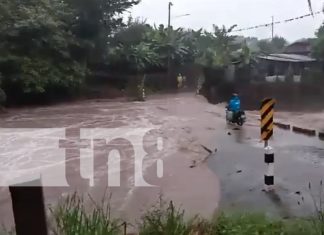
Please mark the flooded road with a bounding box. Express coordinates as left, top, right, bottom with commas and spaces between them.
0, 94, 221, 230
0, 93, 323, 230
208, 122, 324, 218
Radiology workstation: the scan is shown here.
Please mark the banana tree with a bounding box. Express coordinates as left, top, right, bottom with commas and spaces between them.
108, 42, 161, 101
195, 25, 238, 68
147, 26, 191, 66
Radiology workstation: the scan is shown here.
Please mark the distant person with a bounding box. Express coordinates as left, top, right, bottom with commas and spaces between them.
228, 93, 241, 119
183, 75, 187, 88
177, 73, 183, 89
196, 75, 205, 95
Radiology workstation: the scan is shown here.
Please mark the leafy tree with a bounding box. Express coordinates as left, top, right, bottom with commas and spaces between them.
64, 0, 140, 64
212, 25, 238, 66
195, 25, 239, 68
109, 42, 161, 73
257, 37, 287, 54
108, 29, 162, 100
312, 23, 324, 60
146, 25, 192, 67
233, 41, 252, 65
0, 0, 139, 104
272, 37, 288, 52
112, 18, 151, 46
0, 0, 301, 105
0, 0, 86, 102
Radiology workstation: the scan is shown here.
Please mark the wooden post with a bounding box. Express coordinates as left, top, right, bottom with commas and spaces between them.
9, 179, 48, 235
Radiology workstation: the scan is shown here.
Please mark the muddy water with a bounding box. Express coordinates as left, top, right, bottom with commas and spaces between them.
0, 99, 155, 227
0, 94, 221, 230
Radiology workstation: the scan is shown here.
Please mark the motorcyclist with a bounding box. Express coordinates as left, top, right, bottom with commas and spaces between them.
227, 93, 241, 121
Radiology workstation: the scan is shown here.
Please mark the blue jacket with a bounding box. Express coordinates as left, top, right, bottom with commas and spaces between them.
228, 96, 241, 112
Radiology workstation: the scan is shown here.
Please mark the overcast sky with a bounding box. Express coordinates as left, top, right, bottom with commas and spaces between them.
128, 0, 324, 42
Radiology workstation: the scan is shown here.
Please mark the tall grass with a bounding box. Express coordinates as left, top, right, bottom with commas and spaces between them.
2, 191, 324, 235
308, 181, 324, 235
50, 193, 122, 235
137, 198, 316, 235
139, 200, 193, 235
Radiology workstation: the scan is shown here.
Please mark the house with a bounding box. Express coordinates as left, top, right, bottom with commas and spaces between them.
283, 39, 314, 56
257, 39, 317, 82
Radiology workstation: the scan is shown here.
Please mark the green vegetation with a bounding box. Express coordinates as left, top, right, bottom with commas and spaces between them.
0, 0, 141, 104
257, 37, 288, 54
312, 24, 324, 60
0, 0, 321, 105
43, 194, 324, 235
51, 193, 122, 235
1, 192, 324, 234
0, 0, 280, 105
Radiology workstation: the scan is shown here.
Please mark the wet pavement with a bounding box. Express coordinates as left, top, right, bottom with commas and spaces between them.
208, 121, 324, 218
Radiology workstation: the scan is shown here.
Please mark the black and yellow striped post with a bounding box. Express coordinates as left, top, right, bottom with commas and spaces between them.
261, 98, 276, 191
261, 98, 275, 142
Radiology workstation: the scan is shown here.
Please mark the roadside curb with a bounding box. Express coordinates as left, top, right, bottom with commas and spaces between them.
319, 132, 324, 140
256, 117, 322, 140
292, 126, 316, 136
274, 122, 290, 130
274, 121, 323, 140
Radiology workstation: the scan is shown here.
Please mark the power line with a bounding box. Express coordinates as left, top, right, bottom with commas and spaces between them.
232, 10, 323, 33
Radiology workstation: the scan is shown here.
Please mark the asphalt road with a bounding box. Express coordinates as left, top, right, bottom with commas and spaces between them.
208, 121, 324, 218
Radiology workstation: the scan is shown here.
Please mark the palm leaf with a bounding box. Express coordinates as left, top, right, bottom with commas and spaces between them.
228, 24, 238, 33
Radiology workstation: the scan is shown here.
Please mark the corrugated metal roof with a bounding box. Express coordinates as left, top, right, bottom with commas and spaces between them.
258, 53, 316, 62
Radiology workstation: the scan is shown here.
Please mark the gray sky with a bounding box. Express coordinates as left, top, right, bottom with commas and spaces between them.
129, 0, 324, 42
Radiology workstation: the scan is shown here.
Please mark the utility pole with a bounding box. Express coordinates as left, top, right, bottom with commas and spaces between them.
271, 16, 274, 40
167, 2, 173, 88
168, 2, 173, 29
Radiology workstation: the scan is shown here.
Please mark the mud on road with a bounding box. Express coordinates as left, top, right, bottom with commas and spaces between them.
1, 93, 323, 231
0, 94, 221, 230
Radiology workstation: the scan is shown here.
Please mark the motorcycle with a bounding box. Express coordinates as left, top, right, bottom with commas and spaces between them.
226, 108, 246, 126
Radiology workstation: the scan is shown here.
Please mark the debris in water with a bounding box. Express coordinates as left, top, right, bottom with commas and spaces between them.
233, 127, 240, 131
236, 170, 242, 174
190, 160, 197, 168
201, 145, 213, 154
228, 132, 232, 136
295, 191, 301, 195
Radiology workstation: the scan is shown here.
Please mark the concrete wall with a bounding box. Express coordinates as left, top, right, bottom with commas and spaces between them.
202, 81, 324, 111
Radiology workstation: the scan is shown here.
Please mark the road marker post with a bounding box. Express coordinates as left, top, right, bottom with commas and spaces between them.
261, 98, 276, 191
